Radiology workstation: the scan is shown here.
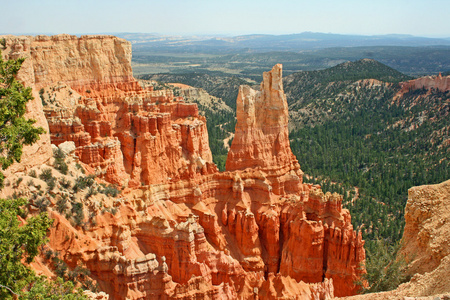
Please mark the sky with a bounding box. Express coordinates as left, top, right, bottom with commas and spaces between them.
1, 0, 449, 37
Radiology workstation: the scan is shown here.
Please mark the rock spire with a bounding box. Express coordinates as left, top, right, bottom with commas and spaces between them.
226, 64, 299, 175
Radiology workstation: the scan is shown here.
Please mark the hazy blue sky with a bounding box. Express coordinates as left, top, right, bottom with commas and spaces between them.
1, 0, 449, 37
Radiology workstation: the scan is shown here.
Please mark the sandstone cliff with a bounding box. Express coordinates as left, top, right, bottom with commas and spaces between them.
337, 180, 450, 300
1, 35, 366, 299
401, 179, 450, 280
0, 35, 53, 171
1, 34, 136, 92
0, 34, 215, 187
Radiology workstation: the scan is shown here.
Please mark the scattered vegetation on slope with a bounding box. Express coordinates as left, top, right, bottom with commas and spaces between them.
359, 239, 410, 293
288, 60, 449, 244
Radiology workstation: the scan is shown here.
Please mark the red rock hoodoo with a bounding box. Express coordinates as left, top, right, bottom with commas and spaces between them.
0, 34, 365, 299
226, 64, 296, 174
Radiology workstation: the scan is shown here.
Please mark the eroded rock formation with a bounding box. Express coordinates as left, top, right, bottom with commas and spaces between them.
396, 73, 450, 98
0, 35, 53, 171
1, 34, 215, 187
0, 35, 365, 299
226, 64, 297, 176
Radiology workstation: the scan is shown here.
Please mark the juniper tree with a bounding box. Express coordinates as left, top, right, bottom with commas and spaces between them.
0, 44, 45, 188
0, 44, 85, 299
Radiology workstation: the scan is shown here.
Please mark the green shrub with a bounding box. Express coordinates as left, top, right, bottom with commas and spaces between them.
44, 249, 54, 261
85, 187, 97, 199
67, 265, 90, 282
47, 178, 56, 191
39, 168, 53, 183
73, 175, 95, 193
53, 148, 65, 160
59, 178, 71, 189
102, 207, 118, 216
34, 197, 49, 212
56, 196, 68, 214
75, 163, 85, 174
23, 276, 87, 299
13, 177, 23, 188
359, 239, 410, 293
101, 184, 121, 197
82, 279, 99, 293
53, 257, 68, 278
55, 160, 69, 175
53, 148, 68, 175
71, 202, 84, 227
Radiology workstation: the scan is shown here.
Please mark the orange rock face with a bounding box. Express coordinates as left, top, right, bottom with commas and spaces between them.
0, 35, 53, 171
396, 73, 450, 98
225, 66, 365, 295
1, 34, 216, 187
339, 180, 450, 300
0, 34, 136, 93
401, 179, 450, 276
2, 35, 365, 299
46, 88, 215, 187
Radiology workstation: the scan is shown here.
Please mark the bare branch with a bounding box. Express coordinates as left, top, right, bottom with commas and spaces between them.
0, 284, 19, 296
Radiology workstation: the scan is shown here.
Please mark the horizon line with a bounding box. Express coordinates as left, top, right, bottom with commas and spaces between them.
1, 31, 449, 39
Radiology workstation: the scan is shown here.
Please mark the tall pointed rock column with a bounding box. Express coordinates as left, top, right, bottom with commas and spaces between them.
226, 64, 302, 194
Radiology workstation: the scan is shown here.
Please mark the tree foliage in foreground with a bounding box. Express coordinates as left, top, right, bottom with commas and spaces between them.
0, 198, 53, 298
0, 46, 86, 299
0, 48, 45, 188
21, 277, 87, 300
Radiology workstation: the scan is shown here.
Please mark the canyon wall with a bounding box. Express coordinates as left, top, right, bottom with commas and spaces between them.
1, 35, 365, 299
1, 35, 53, 171
1, 34, 215, 187
1, 34, 136, 92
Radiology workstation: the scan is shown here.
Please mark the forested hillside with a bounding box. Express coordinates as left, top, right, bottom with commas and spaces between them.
286, 60, 449, 244
139, 73, 250, 111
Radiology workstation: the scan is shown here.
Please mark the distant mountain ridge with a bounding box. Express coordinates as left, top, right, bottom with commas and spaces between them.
116, 31, 450, 53
130, 31, 450, 77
